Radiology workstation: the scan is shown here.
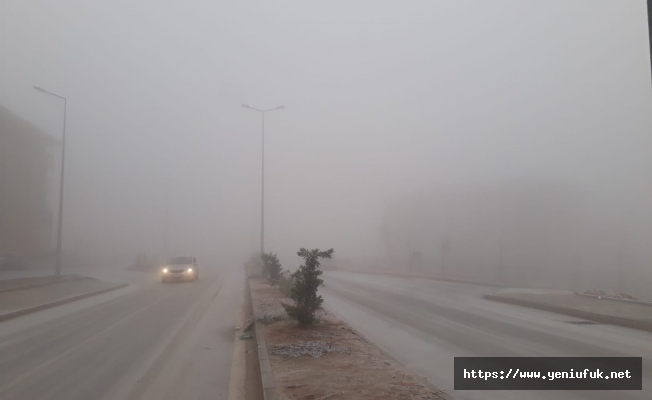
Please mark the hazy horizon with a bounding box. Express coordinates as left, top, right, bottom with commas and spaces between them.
2, 0, 651, 277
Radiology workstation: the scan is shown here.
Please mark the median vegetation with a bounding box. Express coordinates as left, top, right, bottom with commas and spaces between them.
247, 247, 451, 400
282, 248, 333, 326
259, 248, 333, 326
261, 252, 283, 286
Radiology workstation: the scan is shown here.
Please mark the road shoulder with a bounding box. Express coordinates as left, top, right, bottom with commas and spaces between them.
0, 276, 127, 322
228, 271, 263, 400
485, 288, 652, 332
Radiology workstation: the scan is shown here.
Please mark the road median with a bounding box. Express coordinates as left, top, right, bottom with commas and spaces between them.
248, 276, 453, 400
485, 288, 652, 332
0, 277, 128, 322
229, 273, 263, 400
332, 266, 503, 287
0, 274, 89, 293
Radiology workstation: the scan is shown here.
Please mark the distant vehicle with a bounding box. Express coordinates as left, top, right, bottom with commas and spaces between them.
161, 256, 199, 283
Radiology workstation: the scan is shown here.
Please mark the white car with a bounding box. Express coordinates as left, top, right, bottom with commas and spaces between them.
161, 256, 199, 283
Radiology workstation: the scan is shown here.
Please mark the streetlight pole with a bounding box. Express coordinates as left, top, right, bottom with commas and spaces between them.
648, 0, 652, 83
242, 104, 284, 255
164, 194, 169, 258
34, 86, 66, 276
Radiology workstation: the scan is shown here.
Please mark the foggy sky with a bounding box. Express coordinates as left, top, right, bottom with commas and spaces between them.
1, 1, 651, 269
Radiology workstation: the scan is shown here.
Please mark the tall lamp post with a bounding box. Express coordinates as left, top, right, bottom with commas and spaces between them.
241, 104, 284, 255
34, 86, 66, 276
648, 0, 652, 83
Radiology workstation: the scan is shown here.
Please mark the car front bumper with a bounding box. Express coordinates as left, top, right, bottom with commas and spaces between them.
162, 272, 195, 281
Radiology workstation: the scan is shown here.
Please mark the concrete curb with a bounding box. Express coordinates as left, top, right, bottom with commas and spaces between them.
575, 292, 652, 307
485, 294, 652, 333
333, 268, 504, 288
0, 275, 90, 294
248, 279, 277, 400
0, 282, 129, 322
228, 272, 261, 400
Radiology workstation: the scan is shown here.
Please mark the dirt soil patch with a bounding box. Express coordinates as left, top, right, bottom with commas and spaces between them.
250, 278, 452, 400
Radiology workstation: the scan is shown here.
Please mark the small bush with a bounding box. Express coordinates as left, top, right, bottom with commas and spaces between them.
278, 271, 294, 297
282, 248, 334, 326
261, 252, 283, 286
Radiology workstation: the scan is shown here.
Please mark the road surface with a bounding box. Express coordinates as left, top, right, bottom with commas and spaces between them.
0, 266, 242, 400
322, 271, 652, 400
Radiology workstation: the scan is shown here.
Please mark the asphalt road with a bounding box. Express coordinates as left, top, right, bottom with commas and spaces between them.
0, 266, 242, 400
321, 271, 652, 400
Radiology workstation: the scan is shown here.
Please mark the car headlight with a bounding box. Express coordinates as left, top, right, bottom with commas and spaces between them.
163, 268, 168, 273
187, 268, 193, 272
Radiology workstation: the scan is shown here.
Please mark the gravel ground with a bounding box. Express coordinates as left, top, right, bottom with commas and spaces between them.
271, 340, 349, 359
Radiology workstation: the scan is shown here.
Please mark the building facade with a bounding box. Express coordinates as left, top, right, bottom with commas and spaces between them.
0, 105, 57, 259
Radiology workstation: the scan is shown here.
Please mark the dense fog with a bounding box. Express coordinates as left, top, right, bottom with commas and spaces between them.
1, 1, 651, 288
381, 179, 652, 297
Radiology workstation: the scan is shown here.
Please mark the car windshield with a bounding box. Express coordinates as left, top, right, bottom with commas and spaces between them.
167, 257, 193, 265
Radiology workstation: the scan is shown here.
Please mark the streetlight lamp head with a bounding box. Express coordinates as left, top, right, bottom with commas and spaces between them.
241, 104, 250, 108
34, 86, 45, 92
276, 106, 285, 109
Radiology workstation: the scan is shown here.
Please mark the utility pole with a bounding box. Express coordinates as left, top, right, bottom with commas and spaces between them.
648, 0, 652, 83
164, 195, 169, 258
241, 104, 284, 255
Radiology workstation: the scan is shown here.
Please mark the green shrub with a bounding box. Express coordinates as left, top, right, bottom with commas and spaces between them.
278, 271, 294, 297
261, 252, 283, 286
282, 248, 334, 326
